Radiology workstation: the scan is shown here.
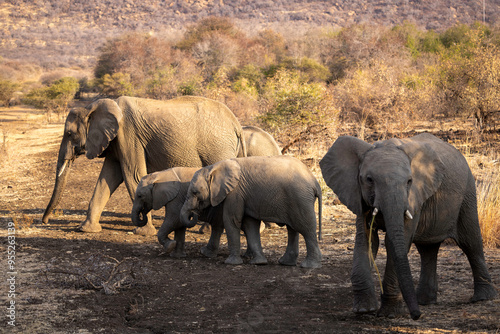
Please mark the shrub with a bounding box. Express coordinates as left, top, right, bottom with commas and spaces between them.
280, 56, 331, 82
259, 68, 338, 152
0, 79, 19, 107
94, 32, 183, 98
23, 77, 79, 115
438, 28, 500, 130
177, 17, 242, 51
98, 73, 134, 97
477, 171, 500, 248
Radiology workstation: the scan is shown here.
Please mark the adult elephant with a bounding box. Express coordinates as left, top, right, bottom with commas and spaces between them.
320, 133, 497, 320
240, 126, 281, 156
42, 96, 246, 235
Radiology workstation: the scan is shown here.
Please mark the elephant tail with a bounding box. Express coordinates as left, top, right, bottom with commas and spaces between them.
315, 182, 322, 241
236, 128, 247, 157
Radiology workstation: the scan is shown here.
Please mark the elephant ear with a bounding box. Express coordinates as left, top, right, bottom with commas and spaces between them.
85, 99, 123, 159
208, 159, 241, 207
399, 141, 445, 211
152, 180, 181, 211
319, 136, 373, 216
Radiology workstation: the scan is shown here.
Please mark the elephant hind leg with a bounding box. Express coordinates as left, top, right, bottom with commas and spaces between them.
293, 216, 322, 269
456, 195, 498, 302
278, 225, 299, 266
415, 242, 440, 305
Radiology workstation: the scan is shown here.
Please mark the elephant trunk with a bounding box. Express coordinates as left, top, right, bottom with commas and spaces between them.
42, 136, 75, 223
380, 199, 421, 320
132, 203, 149, 227
180, 205, 199, 228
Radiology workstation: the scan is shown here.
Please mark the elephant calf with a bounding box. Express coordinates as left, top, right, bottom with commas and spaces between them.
180, 156, 323, 268
132, 167, 265, 261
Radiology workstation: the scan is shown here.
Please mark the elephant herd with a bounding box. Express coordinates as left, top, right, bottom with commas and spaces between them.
42, 96, 497, 320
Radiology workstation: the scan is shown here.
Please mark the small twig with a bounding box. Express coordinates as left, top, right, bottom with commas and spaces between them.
368, 209, 384, 294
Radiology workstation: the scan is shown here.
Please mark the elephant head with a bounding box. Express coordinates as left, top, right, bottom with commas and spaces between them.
131, 171, 182, 227
180, 160, 241, 228
42, 99, 123, 223
320, 135, 445, 320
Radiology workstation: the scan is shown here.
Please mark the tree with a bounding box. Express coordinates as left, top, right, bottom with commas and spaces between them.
0, 79, 18, 107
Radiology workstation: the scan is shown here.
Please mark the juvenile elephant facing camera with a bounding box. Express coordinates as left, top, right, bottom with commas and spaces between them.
180, 155, 323, 268
320, 133, 497, 320
42, 96, 246, 236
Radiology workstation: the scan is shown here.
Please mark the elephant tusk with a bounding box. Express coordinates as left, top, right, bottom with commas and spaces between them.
372, 207, 379, 216
58, 160, 68, 178
405, 210, 413, 220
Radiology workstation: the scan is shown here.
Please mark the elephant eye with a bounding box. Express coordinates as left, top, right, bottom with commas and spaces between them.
407, 178, 413, 188
366, 175, 374, 184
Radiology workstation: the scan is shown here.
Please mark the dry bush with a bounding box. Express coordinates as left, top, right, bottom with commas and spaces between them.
258, 68, 339, 153
476, 171, 500, 248
332, 59, 408, 139
438, 26, 500, 131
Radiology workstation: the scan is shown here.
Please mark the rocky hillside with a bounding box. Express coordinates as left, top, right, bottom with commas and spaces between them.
1, 0, 500, 70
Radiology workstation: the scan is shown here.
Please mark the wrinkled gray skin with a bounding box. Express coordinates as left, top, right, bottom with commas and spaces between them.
180, 156, 322, 268
320, 133, 497, 320
42, 96, 246, 236
194, 125, 282, 233
131, 167, 265, 262
240, 126, 281, 157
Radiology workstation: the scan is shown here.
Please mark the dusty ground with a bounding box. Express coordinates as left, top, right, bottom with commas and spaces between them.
0, 105, 499, 333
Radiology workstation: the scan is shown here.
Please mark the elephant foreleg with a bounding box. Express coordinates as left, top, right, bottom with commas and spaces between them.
78, 157, 123, 233
201, 207, 224, 258
351, 215, 378, 314
377, 250, 406, 318
158, 214, 185, 257
242, 217, 267, 265
171, 228, 187, 258
222, 208, 244, 265
416, 242, 440, 305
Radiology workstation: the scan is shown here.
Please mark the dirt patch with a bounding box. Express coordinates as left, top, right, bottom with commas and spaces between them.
0, 106, 499, 333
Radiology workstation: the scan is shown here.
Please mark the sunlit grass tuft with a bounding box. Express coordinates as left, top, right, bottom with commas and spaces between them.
477, 171, 500, 248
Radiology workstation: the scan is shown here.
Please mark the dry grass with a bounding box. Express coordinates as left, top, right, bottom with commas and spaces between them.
476, 170, 500, 248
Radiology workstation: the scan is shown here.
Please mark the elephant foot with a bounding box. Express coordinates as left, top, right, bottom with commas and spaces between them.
377, 294, 405, 319
200, 246, 218, 258
249, 254, 268, 265
278, 252, 298, 266
78, 221, 102, 233
162, 240, 177, 254
471, 281, 498, 302
224, 255, 243, 265
133, 224, 156, 236
170, 250, 187, 258
417, 288, 437, 305
242, 248, 254, 259
352, 288, 378, 315
299, 258, 322, 269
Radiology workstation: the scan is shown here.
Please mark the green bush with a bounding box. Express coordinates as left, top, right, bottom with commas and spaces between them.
0, 79, 19, 107
23, 77, 79, 114
98, 73, 134, 97
280, 57, 331, 82
259, 69, 338, 152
